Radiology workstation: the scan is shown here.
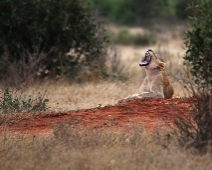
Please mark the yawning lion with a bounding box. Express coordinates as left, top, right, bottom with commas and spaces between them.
118, 49, 174, 103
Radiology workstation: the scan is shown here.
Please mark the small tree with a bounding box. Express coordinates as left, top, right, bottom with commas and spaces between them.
0, 0, 107, 83
184, 0, 212, 91
175, 0, 212, 153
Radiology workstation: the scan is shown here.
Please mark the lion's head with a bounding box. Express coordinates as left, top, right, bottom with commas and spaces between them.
139, 49, 165, 70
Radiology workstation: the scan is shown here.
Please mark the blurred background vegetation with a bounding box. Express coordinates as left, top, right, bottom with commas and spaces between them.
0, 0, 191, 86
88, 0, 190, 25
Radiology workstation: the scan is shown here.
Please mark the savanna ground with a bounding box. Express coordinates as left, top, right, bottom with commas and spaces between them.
1, 22, 212, 170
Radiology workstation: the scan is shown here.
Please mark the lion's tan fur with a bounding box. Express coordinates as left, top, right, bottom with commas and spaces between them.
118, 50, 174, 103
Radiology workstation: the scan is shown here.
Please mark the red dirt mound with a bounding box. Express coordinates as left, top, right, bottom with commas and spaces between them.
7, 97, 195, 135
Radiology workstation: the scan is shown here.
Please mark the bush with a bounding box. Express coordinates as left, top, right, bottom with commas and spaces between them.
175, 0, 212, 153
0, 0, 107, 83
175, 0, 190, 19
184, 0, 212, 89
175, 94, 212, 153
89, 0, 178, 25
0, 88, 49, 113
109, 28, 156, 46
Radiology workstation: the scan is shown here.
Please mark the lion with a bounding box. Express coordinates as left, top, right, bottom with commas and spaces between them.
118, 49, 174, 103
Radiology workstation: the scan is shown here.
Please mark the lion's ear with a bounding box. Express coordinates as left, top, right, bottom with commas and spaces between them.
158, 60, 166, 70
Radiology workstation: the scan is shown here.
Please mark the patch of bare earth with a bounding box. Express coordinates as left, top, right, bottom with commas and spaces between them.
7, 97, 195, 135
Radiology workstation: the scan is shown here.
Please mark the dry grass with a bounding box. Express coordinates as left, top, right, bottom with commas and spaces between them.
15, 43, 187, 112
0, 125, 212, 170
0, 22, 188, 112
18, 76, 186, 112
0, 23, 202, 170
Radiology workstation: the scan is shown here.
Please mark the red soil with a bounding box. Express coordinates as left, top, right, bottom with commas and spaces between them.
7, 97, 195, 135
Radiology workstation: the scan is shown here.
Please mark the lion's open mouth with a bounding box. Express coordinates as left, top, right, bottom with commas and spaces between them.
139, 53, 151, 66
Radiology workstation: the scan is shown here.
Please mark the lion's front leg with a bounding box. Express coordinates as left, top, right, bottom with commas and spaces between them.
117, 92, 153, 103
118, 78, 150, 103
139, 91, 160, 99
141, 84, 164, 98
118, 93, 141, 103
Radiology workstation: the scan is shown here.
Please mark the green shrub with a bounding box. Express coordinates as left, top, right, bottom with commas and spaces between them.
175, 0, 190, 19
0, 0, 107, 83
132, 34, 156, 46
175, 0, 212, 154
88, 0, 177, 25
0, 88, 49, 113
109, 28, 156, 46
184, 0, 212, 90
